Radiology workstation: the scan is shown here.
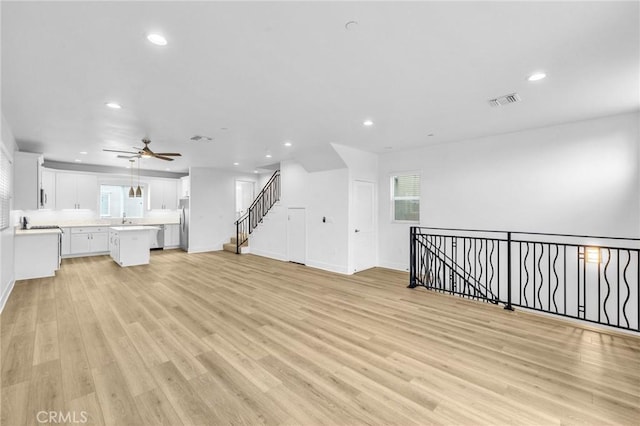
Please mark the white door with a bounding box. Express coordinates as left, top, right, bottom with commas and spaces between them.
287, 208, 306, 264
236, 180, 255, 218
353, 180, 376, 272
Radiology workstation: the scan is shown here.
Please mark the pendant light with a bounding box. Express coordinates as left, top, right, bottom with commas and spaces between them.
135, 158, 142, 197
128, 160, 135, 198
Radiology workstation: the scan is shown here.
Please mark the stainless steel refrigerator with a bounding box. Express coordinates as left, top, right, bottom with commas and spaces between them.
179, 198, 189, 251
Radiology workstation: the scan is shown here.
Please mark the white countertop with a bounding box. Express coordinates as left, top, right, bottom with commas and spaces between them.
109, 226, 161, 232
15, 228, 63, 236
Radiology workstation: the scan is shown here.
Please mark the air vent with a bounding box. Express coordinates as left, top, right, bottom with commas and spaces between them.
190, 135, 213, 141
488, 93, 521, 107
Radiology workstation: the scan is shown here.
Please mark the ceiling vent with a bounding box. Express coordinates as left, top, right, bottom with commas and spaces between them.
190, 135, 212, 141
488, 93, 521, 107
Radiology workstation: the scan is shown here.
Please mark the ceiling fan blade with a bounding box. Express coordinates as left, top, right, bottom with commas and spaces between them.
103, 149, 139, 154
153, 155, 175, 161
154, 153, 182, 156
117, 154, 140, 159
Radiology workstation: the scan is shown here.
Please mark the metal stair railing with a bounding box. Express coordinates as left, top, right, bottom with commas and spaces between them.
414, 233, 499, 303
234, 170, 280, 254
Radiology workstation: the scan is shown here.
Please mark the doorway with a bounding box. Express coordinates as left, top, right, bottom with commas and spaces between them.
287, 208, 306, 264
353, 180, 376, 272
235, 180, 255, 219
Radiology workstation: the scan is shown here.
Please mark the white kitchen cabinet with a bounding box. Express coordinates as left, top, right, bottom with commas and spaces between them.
92, 232, 109, 252
15, 229, 61, 280
41, 169, 56, 209
164, 224, 180, 248
61, 227, 71, 256
70, 233, 91, 254
13, 152, 44, 210
55, 172, 98, 210
180, 176, 190, 197
69, 227, 109, 255
149, 179, 178, 210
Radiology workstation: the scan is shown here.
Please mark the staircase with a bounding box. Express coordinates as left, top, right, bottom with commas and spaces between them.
223, 233, 249, 254
224, 170, 280, 254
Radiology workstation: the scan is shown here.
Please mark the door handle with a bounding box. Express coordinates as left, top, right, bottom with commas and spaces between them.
355, 229, 360, 233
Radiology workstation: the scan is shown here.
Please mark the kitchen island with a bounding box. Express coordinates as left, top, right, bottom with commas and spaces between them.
109, 226, 160, 267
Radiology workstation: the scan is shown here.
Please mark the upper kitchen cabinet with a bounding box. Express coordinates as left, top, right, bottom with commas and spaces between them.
55, 172, 98, 210
148, 179, 178, 210
41, 169, 56, 209
13, 152, 44, 210
180, 176, 190, 198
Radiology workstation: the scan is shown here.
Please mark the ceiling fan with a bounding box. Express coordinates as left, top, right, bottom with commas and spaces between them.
103, 138, 182, 161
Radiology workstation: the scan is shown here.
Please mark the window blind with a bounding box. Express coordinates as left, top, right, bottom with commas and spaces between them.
0, 148, 11, 230
392, 174, 420, 222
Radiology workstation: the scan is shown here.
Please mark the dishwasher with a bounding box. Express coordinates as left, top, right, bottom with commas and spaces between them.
149, 225, 165, 250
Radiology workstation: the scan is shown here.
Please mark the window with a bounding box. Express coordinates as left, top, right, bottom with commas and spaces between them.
99, 185, 144, 218
0, 148, 11, 230
391, 173, 420, 222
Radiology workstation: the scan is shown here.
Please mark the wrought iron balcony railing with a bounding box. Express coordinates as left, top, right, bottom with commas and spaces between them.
410, 226, 640, 332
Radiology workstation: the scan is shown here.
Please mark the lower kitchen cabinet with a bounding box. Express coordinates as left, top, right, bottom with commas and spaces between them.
61, 227, 71, 256
164, 224, 180, 248
15, 230, 61, 280
68, 227, 109, 256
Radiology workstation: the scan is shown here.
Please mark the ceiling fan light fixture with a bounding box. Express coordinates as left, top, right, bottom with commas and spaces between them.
129, 159, 135, 198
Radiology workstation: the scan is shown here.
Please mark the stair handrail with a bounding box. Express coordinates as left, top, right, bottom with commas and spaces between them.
234, 170, 280, 253
417, 234, 498, 302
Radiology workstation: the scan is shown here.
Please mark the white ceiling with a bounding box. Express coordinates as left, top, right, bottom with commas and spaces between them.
2, 1, 638, 173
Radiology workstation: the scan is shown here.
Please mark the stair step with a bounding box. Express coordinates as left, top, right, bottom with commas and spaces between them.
223, 242, 250, 254
230, 235, 248, 245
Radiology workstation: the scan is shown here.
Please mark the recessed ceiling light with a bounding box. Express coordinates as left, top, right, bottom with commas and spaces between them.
147, 33, 167, 46
74, 159, 82, 163
233, 162, 239, 166
527, 72, 546, 82
284, 142, 292, 147
79, 151, 88, 155
363, 119, 374, 127
165, 168, 171, 171
105, 102, 122, 109
265, 154, 272, 158
253, 170, 259, 174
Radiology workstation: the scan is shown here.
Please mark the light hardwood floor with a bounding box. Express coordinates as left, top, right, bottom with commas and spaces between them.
1, 250, 639, 425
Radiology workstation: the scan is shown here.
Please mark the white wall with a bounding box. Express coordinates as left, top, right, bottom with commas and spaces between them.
189, 167, 257, 253
378, 111, 640, 271
250, 160, 350, 274
1, 114, 18, 312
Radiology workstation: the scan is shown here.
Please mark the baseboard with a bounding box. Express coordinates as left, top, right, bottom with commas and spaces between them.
377, 260, 409, 272
0, 278, 16, 314
62, 251, 110, 259
187, 246, 219, 254
250, 248, 288, 262
306, 260, 350, 275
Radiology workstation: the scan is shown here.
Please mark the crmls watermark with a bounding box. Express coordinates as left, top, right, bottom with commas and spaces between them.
36, 411, 88, 424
